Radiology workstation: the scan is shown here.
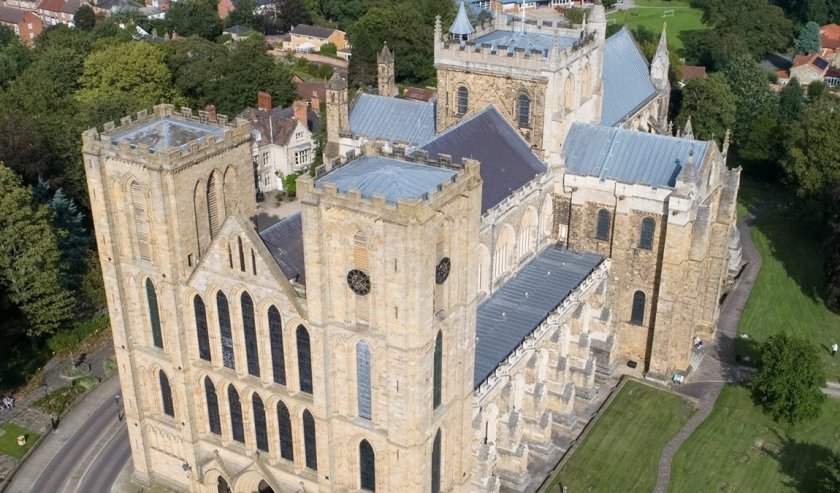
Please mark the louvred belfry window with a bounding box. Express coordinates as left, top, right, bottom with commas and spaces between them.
131, 182, 151, 261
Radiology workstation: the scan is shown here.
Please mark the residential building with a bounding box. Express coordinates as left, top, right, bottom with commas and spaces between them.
35, 0, 80, 25
285, 24, 347, 52
0, 4, 41, 45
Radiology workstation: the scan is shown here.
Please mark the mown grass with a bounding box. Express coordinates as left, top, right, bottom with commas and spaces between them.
670, 385, 840, 493
0, 423, 39, 459
607, 0, 706, 52
550, 380, 696, 491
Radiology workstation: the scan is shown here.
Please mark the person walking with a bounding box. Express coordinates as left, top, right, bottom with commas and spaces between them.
832, 343, 838, 357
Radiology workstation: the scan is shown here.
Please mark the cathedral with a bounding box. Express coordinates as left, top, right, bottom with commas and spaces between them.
81, 3, 740, 492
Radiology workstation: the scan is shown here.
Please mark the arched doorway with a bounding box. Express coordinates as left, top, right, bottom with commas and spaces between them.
258, 480, 276, 493
217, 476, 231, 493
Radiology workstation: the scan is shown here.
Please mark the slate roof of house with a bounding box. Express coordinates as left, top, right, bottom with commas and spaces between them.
474, 246, 603, 388
0, 5, 27, 22
563, 122, 709, 188
291, 24, 336, 39
472, 29, 576, 53
419, 106, 546, 213
296, 82, 326, 104
316, 156, 456, 203
602, 27, 657, 127
259, 213, 306, 284
241, 105, 321, 135
109, 117, 223, 152
240, 108, 300, 147
349, 93, 436, 145
224, 25, 253, 35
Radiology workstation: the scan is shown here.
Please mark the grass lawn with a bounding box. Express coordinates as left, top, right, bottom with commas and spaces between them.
0, 423, 39, 459
670, 385, 840, 492
607, 0, 706, 52
735, 179, 840, 381
550, 380, 696, 491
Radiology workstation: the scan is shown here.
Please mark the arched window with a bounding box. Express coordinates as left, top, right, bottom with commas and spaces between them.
205, 377, 221, 435
159, 370, 174, 417
456, 86, 468, 115
217, 291, 235, 369
242, 292, 260, 377
582, 64, 591, 99
207, 173, 221, 237
130, 182, 151, 261
194, 295, 211, 361
217, 476, 231, 493
360, 440, 376, 491
433, 331, 442, 410
431, 429, 442, 493
517, 93, 531, 127
303, 409, 318, 470
252, 393, 268, 452
631, 291, 646, 325
639, 217, 655, 250
277, 401, 294, 460
596, 209, 611, 241
565, 74, 576, 110
228, 384, 244, 443
297, 325, 313, 394
357, 340, 372, 419
268, 306, 286, 385
146, 279, 163, 349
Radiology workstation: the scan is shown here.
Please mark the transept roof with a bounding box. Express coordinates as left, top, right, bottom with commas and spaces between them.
601, 27, 657, 127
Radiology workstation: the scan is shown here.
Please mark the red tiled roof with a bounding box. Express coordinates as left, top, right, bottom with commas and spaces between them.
680, 65, 706, 81
295, 82, 326, 103
403, 87, 435, 101
792, 53, 829, 72
37, 0, 80, 14
822, 23, 840, 50
776, 70, 790, 80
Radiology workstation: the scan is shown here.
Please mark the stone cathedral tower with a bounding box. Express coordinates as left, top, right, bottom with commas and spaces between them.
377, 42, 397, 97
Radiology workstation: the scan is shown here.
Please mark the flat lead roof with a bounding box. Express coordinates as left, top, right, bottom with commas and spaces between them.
109, 117, 224, 151
474, 246, 603, 388
473, 30, 576, 52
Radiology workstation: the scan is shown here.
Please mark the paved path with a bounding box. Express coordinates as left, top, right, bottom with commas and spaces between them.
652, 216, 763, 493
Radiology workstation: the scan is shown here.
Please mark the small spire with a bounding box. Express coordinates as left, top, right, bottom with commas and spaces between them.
683, 116, 694, 139
327, 71, 346, 91
722, 128, 731, 156
658, 22, 668, 54
449, 2, 475, 37
378, 41, 394, 63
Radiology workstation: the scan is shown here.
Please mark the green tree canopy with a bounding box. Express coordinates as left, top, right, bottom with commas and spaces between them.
319, 41, 337, 56
225, 0, 257, 28
73, 4, 97, 31
0, 163, 74, 337
166, 0, 223, 39
752, 332, 827, 425
674, 73, 736, 144
797, 21, 822, 54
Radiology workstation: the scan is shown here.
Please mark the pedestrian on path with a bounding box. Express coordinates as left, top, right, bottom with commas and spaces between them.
832, 343, 838, 357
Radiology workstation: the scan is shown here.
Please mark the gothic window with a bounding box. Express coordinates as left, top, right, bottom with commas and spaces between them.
242, 292, 260, 377
131, 182, 151, 261
207, 173, 221, 237
228, 384, 244, 443
431, 429, 442, 493
493, 228, 512, 278
252, 393, 269, 452
205, 377, 221, 435
217, 476, 231, 493
146, 279, 163, 349
595, 209, 611, 241
360, 440, 376, 491
357, 340, 372, 419
194, 295, 211, 361
631, 291, 646, 325
433, 331, 442, 410
297, 325, 313, 394
565, 75, 576, 110
268, 306, 286, 385
303, 409, 318, 470
582, 64, 591, 99
238, 237, 245, 272
517, 93, 531, 127
639, 217, 655, 250
277, 401, 294, 460
159, 370, 174, 417
456, 86, 468, 115
217, 291, 235, 369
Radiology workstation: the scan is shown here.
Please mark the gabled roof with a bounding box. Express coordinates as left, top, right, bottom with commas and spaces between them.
0, 5, 27, 23
315, 155, 457, 203
37, 0, 80, 14
419, 106, 546, 213
602, 27, 657, 127
793, 53, 829, 73
291, 24, 337, 39
259, 213, 306, 284
563, 122, 709, 188
474, 246, 603, 388
349, 93, 436, 145
821, 23, 840, 50
224, 25, 253, 35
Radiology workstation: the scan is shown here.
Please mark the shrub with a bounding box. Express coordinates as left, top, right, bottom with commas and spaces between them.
72, 376, 99, 391
103, 358, 117, 378
47, 332, 80, 355
319, 42, 337, 56
33, 386, 83, 415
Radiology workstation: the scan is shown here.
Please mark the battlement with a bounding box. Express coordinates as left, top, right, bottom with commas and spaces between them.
81, 104, 252, 169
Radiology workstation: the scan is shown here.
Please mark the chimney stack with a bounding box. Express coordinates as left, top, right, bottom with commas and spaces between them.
310, 90, 320, 116
258, 91, 272, 112
292, 100, 308, 127
205, 104, 217, 122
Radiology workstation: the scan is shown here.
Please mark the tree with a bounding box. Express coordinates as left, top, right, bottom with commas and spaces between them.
807, 80, 827, 100
0, 25, 15, 48
166, 0, 223, 39
261, 0, 312, 34
674, 73, 736, 143
781, 100, 840, 210
752, 332, 826, 425
0, 163, 74, 337
778, 77, 804, 122
319, 41, 337, 56
49, 188, 90, 283
796, 21, 822, 54
820, 450, 840, 492
226, 0, 257, 28
73, 4, 97, 31
826, 219, 840, 313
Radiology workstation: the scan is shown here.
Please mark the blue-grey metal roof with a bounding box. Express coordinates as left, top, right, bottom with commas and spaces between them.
419, 106, 546, 213
450, 2, 475, 35
109, 117, 223, 151
563, 122, 709, 188
349, 94, 436, 145
602, 27, 657, 127
316, 156, 457, 203
474, 247, 603, 388
473, 30, 576, 52
259, 213, 306, 284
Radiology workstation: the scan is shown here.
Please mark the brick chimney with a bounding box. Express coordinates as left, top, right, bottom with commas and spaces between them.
257, 91, 272, 112
310, 90, 320, 115
292, 100, 308, 127
204, 104, 217, 122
